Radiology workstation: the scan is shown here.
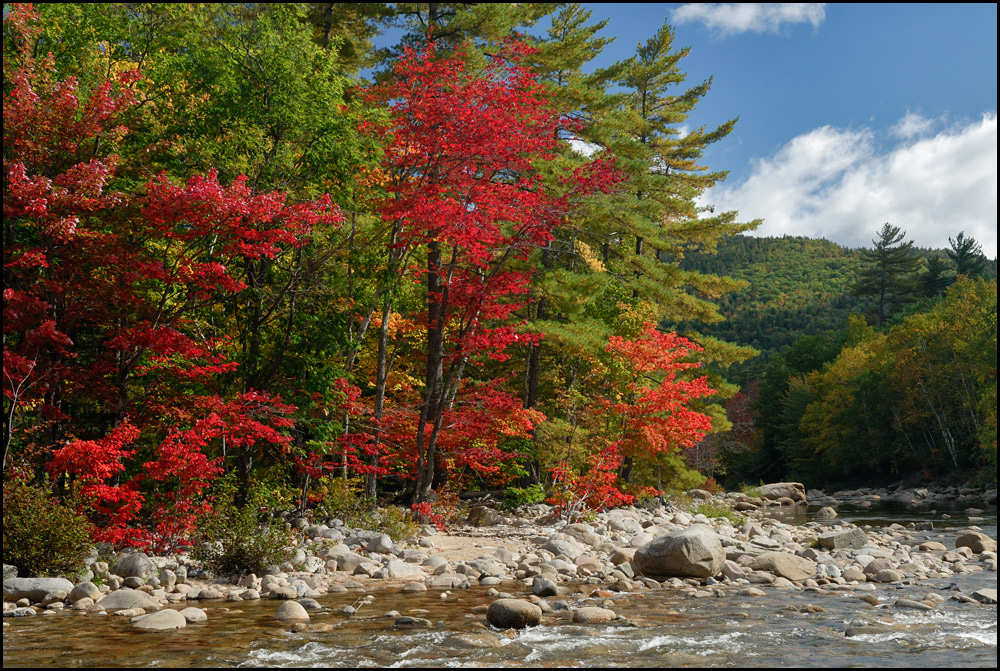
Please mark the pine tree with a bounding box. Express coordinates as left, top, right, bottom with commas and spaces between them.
948, 231, 987, 278
853, 223, 921, 325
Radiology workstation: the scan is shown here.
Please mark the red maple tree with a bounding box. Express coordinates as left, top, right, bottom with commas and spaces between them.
367, 39, 619, 501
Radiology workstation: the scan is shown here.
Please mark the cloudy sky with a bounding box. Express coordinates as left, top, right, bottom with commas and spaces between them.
582, 3, 997, 257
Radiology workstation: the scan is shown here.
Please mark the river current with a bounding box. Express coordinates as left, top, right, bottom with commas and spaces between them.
3, 506, 996, 668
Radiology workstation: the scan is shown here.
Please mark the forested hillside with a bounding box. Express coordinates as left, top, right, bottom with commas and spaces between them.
680, 235, 868, 360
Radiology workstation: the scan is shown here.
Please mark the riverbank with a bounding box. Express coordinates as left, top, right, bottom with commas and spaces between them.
4, 483, 996, 636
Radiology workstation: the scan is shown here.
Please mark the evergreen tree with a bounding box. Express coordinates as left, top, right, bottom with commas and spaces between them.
853, 223, 921, 325
947, 231, 987, 278
919, 255, 954, 297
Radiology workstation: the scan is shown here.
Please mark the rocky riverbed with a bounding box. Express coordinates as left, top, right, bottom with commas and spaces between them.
3, 483, 997, 656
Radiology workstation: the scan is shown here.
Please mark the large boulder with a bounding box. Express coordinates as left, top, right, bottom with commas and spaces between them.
68, 581, 102, 604
275, 600, 310, 621
956, 531, 997, 554
466, 506, 502, 527
132, 609, 187, 631
758, 483, 806, 502
97, 588, 162, 611
748, 552, 817, 581
633, 525, 725, 578
3, 577, 74, 602
111, 552, 157, 580
818, 527, 868, 550
486, 599, 542, 629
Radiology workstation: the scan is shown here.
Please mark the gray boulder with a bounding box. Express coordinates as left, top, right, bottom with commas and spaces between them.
275, 600, 310, 621
758, 482, 806, 502
818, 527, 868, 550
466, 506, 502, 527
179, 607, 208, 623
383, 559, 425, 580
956, 531, 997, 554
633, 525, 725, 578
366, 534, 395, 555
748, 552, 817, 581
3, 577, 74, 602
3, 565, 16, 581
486, 598, 542, 629
132, 609, 187, 631
97, 588, 162, 611
111, 552, 157, 580
68, 581, 101, 604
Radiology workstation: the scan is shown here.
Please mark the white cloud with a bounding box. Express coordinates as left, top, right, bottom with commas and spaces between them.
672, 3, 826, 37
703, 113, 998, 258
891, 112, 935, 139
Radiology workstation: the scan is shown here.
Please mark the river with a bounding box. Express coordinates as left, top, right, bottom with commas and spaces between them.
3, 505, 996, 668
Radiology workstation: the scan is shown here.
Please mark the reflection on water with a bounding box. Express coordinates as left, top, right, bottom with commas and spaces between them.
4, 509, 996, 668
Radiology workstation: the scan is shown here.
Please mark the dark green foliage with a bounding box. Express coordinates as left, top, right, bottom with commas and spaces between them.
3, 475, 94, 577
919, 255, 954, 297
681, 234, 866, 373
948, 231, 988, 278
193, 477, 296, 576
853, 223, 922, 326
502, 484, 546, 511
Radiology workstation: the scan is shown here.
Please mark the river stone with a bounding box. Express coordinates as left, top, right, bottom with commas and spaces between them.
4, 578, 74, 603
815, 506, 838, 519
3, 565, 16, 581
383, 559, 425, 580
179, 607, 208, 622
111, 552, 157, 580
465, 558, 507, 578
894, 598, 933, 611
572, 606, 616, 623
366, 534, 395, 554
486, 599, 542, 629
842, 566, 867, 582
531, 576, 560, 597
132, 608, 187, 631
634, 525, 725, 578
275, 600, 310, 621
539, 538, 583, 560
818, 528, 868, 550
874, 569, 903, 583
919, 541, 947, 551
862, 557, 895, 578
466, 506, 502, 527
445, 632, 503, 648
68, 582, 100, 604
748, 552, 817, 581
971, 588, 997, 604
758, 482, 806, 502
956, 532, 997, 554
98, 588, 162, 611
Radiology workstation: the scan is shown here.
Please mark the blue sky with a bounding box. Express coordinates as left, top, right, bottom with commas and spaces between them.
580, 3, 997, 257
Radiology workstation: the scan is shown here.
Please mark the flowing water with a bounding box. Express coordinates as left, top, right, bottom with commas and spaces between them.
3, 507, 996, 668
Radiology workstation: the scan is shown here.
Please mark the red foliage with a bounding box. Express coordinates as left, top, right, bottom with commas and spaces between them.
606, 323, 716, 460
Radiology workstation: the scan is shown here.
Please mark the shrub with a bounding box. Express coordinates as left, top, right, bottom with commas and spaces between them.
691, 500, 746, 527
502, 484, 546, 511
192, 476, 296, 576
3, 473, 94, 577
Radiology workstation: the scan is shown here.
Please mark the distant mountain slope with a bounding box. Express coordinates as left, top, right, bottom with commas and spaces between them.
681, 235, 997, 368
680, 235, 867, 355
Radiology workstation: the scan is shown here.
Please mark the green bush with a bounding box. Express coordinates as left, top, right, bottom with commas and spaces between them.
691, 500, 747, 527
3, 474, 94, 577
502, 484, 546, 511
193, 476, 296, 576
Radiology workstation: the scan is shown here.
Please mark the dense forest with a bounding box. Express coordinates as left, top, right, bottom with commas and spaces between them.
3, 4, 996, 556
684, 233, 997, 489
